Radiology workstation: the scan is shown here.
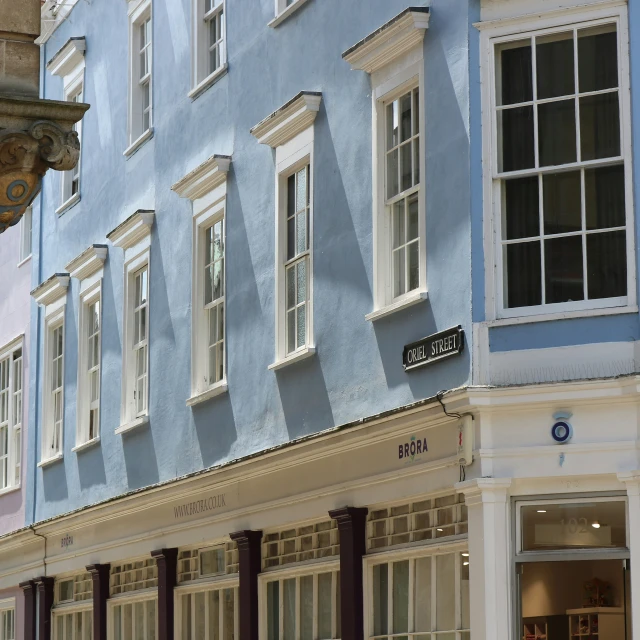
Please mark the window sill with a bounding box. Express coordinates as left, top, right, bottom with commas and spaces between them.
0, 484, 21, 498
38, 453, 64, 468
72, 437, 100, 454
268, 0, 310, 27
487, 304, 639, 328
115, 415, 149, 435
189, 64, 229, 101
365, 290, 428, 322
17, 254, 32, 269
55, 192, 81, 216
269, 346, 316, 371
124, 128, 154, 158
187, 382, 228, 407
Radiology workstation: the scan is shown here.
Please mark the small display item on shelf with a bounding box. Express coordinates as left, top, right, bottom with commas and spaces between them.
583, 578, 612, 608
567, 607, 625, 639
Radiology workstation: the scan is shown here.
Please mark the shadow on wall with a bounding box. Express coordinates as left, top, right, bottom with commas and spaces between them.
122, 424, 160, 490
76, 444, 107, 491
275, 355, 335, 441
192, 395, 238, 469
42, 462, 69, 502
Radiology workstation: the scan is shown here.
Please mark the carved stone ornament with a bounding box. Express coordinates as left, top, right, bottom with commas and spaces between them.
0, 120, 80, 232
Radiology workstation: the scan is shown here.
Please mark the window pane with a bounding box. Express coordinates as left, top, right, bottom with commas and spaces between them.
287, 311, 295, 355
222, 589, 234, 640
393, 560, 409, 634
181, 594, 191, 640
521, 500, 627, 550
208, 590, 220, 639
408, 242, 419, 292
543, 171, 581, 235
400, 92, 412, 142
578, 25, 618, 93
413, 89, 420, 135
286, 267, 295, 310
545, 235, 584, 303
318, 573, 332, 640
193, 592, 205, 640
461, 554, 470, 630
435, 554, 455, 631
499, 107, 535, 171
538, 99, 577, 166
147, 601, 156, 640
124, 605, 132, 640
387, 101, 398, 149
200, 547, 225, 576
296, 211, 307, 254
498, 40, 533, 105
373, 563, 388, 636
283, 579, 295, 640
267, 582, 279, 640
296, 167, 307, 212
287, 216, 295, 261
135, 603, 144, 640
393, 202, 405, 249
580, 92, 621, 160
536, 32, 574, 99
296, 305, 306, 348
587, 230, 626, 299
585, 164, 625, 230
504, 176, 539, 240
213, 259, 224, 300
287, 174, 295, 220
408, 193, 419, 241
414, 557, 431, 632
300, 575, 313, 640
393, 247, 406, 299
413, 138, 420, 186
401, 142, 413, 192
297, 260, 307, 305
387, 149, 399, 198
505, 242, 542, 308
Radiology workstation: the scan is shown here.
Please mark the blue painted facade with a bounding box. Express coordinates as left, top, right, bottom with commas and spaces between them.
27, 0, 475, 524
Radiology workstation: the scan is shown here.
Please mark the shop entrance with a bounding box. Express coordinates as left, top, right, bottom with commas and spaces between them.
515, 498, 631, 640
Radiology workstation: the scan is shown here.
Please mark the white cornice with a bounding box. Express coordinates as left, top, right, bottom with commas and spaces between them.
65, 245, 108, 281
31, 273, 70, 307
342, 7, 430, 73
250, 92, 322, 148
172, 155, 231, 201
107, 210, 154, 250
47, 37, 86, 77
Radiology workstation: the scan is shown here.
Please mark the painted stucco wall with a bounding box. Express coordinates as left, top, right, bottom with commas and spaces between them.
27, 0, 474, 523
0, 221, 30, 536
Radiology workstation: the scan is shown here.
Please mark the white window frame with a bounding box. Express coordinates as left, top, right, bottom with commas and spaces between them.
109, 211, 154, 434
109, 591, 158, 640
190, 0, 227, 98
480, 1, 636, 323
76, 280, 102, 449
19, 206, 33, 265
364, 540, 470, 640
0, 599, 15, 640
272, 128, 315, 368
0, 338, 22, 493
370, 60, 427, 320
269, 0, 311, 28
42, 309, 66, 464
174, 574, 239, 640
259, 559, 341, 640
126, 0, 153, 155
47, 37, 85, 214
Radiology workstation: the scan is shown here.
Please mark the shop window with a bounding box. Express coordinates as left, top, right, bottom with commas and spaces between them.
262, 519, 339, 569
111, 599, 156, 640
263, 568, 341, 640
519, 499, 627, 552
0, 606, 14, 640
55, 574, 92, 604
368, 493, 467, 550
368, 551, 469, 640
52, 574, 93, 640
110, 558, 157, 596
177, 585, 238, 640
177, 542, 238, 584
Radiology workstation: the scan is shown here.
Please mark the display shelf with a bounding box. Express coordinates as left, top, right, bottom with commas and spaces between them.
566, 607, 624, 640
523, 615, 568, 640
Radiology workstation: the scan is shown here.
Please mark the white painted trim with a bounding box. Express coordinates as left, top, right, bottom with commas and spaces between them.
124, 128, 154, 158
115, 415, 149, 436
342, 8, 429, 74
66, 245, 108, 281
17, 255, 32, 269
0, 485, 20, 498
365, 290, 428, 321
268, 346, 316, 371
107, 210, 154, 251
31, 274, 70, 307
268, 0, 311, 28
251, 92, 322, 148
0, 597, 15, 611
55, 192, 81, 216
480, 3, 636, 322
0, 336, 23, 493
41, 308, 65, 463
72, 437, 100, 454
172, 155, 231, 201
187, 382, 228, 407
188, 64, 228, 100
481, 304, 638, 328
38, 452, 64, 468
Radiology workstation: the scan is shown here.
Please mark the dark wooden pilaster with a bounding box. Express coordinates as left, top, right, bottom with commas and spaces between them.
87, 564, 110, 640
36, 576, 54, 640
151, 548, 178, 640
329, 506, 368, 640
18, 580, 36, 640
229, 530, 262, 640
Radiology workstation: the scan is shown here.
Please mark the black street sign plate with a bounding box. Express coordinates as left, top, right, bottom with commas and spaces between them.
403, 326, 464, 371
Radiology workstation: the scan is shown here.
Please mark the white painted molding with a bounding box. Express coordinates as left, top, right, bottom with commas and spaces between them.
268, 0, 311, 28
268, 346, 316, 371
186, 382, 228, 407
251, 92, 322, 148
31, 273, 70, 307
172, 155, 231, 201
66, 245, 108, 281
455, 477, 512, 506
342, 7, 430, 74
365, 290, 428, 322
107, 210, 155, 250
47, 37, 86, 77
